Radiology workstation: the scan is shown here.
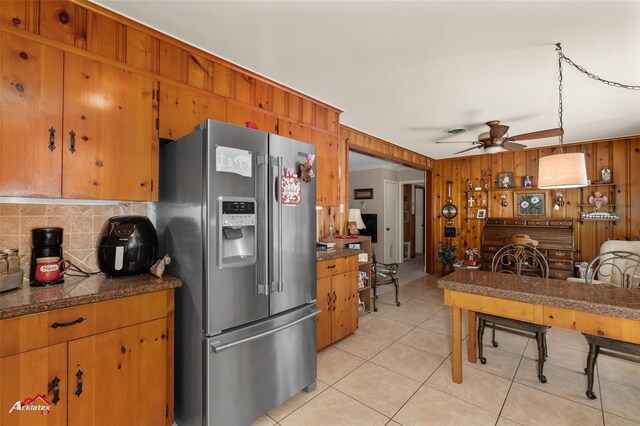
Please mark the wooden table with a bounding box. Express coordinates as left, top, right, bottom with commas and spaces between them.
439, 270, 640, 384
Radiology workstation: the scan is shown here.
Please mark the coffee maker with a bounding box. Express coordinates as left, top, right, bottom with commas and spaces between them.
30, 227, 65, 286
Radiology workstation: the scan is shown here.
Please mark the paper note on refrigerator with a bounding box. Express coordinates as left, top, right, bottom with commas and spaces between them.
216, 146, 252, 177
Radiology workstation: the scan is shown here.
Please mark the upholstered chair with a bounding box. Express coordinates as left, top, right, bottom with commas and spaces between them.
477, 244, 550, 383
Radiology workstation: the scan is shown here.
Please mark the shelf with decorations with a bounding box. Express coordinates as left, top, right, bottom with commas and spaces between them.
579, 182, 618, 223
463, 189, 489, 219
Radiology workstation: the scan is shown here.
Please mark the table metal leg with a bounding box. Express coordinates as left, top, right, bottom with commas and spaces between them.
452, 306, 463, 383
467, 310, 477, 363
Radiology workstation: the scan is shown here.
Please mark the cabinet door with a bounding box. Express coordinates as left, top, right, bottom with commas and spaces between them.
316, 276, 333, 351
62, 53, 155, 200
0, 343, 67, 426
314, 131, 340, 206
67, 319, 167, 426
0, 32, 63, 197
331, 272, 352, 342
346, 269, 359, 335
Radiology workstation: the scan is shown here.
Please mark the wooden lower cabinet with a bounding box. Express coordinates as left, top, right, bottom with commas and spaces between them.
0, 291, 173, 426
316, 256, 358, 351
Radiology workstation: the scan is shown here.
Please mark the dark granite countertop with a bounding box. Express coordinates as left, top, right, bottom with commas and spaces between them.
317, 248, 361, 262
438, 270, 640, 320
0, 273, 182, 320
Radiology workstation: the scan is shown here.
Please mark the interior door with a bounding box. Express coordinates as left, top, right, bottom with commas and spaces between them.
384, 180, 398, 263
415, 186, 425, 254
0, 32, 63, 197
62, 53, 155, 200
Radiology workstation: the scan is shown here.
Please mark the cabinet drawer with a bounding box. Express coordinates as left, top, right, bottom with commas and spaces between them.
486, 218, 505, 225
548, 259, 572, 271
548, 250, 573, 260
317, 256, 357, 279
504, 219, 527, 226
549, 269, 573, 280
0, 291, 168, 357
528, 220, 549, 226
548, 220, 573, 227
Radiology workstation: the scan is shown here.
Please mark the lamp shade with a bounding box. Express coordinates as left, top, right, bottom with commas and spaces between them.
537, 153, 588, 189
348, 209, 366, 229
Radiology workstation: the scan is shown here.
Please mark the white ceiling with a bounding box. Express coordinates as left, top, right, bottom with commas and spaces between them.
95, 1, 640, 159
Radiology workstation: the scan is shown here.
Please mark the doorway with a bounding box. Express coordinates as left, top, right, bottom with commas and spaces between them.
384, 180, 398, 263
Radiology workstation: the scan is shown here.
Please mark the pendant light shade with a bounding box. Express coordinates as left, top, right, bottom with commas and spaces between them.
537, 153, 588, 189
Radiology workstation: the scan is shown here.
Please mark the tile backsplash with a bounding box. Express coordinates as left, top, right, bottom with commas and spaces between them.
0, 202, 148, 275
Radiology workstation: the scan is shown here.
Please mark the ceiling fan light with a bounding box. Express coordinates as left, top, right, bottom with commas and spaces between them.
537, 153, 588, 189
483, 145, 506, 154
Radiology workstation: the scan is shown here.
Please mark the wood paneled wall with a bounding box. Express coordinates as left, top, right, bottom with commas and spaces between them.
341, 125, 434, 170
432, 136, 640, 270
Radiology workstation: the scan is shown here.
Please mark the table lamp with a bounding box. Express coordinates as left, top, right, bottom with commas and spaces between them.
348, 209, 366, 236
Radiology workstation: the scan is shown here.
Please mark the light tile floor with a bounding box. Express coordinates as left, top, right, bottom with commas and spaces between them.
253, 269, 640, 426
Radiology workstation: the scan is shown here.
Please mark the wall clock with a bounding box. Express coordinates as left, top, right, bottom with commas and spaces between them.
441, 181, 457, 225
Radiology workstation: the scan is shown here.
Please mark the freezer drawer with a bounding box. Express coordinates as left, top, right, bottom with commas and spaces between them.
206, 305, 318, 426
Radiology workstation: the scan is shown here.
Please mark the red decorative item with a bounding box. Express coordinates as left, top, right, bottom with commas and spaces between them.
245, 121, 258, 130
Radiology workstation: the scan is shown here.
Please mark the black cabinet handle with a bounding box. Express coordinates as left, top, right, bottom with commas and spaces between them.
50, 376, 60, 405
75, 370, 83, 397
48, 127, 56, 151
327, 292, 332, 308
50, 317, 85, 329
69, 130, 76, 153
327, 265, 336, 269
333, 291, 337, 310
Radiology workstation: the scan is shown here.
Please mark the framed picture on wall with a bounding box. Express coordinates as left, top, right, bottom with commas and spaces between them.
354, 188, 374, 199
496, 172, 514, 189
476, 209, 487, 219
514, 191, 548, 217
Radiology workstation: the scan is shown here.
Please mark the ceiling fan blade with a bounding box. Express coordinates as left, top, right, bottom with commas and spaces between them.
509, 128, 563, 141
435, 140, 478, 144
503, 142, 527, 151
489, 124, 509, 139
453, 145, 483, 155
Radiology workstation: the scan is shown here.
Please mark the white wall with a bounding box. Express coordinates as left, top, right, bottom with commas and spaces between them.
350, 166, 426, 261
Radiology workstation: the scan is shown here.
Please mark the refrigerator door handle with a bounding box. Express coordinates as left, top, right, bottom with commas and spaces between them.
270, 155, 284, 293
210, 309, 320, 352
256, 154, 269, 295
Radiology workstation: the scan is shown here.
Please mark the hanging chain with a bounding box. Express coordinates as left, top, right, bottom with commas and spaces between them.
555, 43, 640, 152
556, 44, 640, 91
556, 44, 564, 151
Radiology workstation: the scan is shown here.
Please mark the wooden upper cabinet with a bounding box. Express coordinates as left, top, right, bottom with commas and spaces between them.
62, 53, 156, 200
314, 131, 340, 206
159, 82, 225, 140
0, 32, 63, 198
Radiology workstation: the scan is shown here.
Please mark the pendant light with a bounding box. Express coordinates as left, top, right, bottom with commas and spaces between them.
537, 44, 588, 189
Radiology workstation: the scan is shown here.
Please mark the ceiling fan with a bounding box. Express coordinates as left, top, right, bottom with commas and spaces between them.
436, 120, 563, 155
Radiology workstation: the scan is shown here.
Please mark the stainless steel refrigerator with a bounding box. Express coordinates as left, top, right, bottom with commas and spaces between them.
156, 119, 318, 425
